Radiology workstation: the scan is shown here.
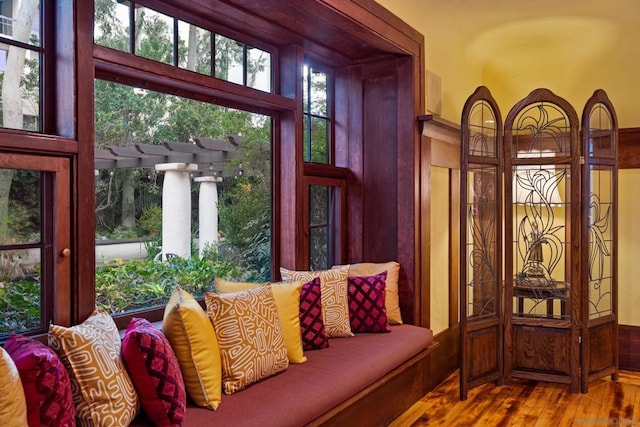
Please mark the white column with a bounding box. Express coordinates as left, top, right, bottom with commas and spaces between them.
194, 176, 223, 257
155, 163, 197, 260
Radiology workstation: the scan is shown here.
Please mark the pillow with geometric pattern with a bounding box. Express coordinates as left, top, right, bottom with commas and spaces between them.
280, 266, 352, 338
122, 318, 186, 427
348, 271, 391, 333
4, 334, 75, 427
48, 309, 139, 426
299, 277, 329, 350
205, 285, 289, 394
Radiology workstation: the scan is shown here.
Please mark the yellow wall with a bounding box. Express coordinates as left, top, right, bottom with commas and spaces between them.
430, 166, 450, 334
619, 170, 640, 325
376, 0, 640, 128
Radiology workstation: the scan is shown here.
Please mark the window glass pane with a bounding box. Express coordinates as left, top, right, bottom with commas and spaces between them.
0, 43, 40, 131
247, 46, 270, 92
135, 7, 174, 65
177, 21, 211, 75
310, 117, 328, 163
94, 81, 272, 315
0, 168, 43, 335
215, 34, 244, 85
309, 185, 329, 270
309, 185, 328, 225
1, 0, 40, 46
310, 69, 327, 116
309, 227, 327, 270
94, 0, 130, 53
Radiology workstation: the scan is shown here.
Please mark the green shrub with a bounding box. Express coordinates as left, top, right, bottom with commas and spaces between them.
95, 254, 245, 314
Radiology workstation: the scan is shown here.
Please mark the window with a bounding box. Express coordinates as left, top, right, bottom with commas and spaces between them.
302, 65, 330, 163
307, 182, 345, 270
94, 81, 272, 315
0, 0, 42, 131
0, 155, 71, 338
302, 63, 346, 268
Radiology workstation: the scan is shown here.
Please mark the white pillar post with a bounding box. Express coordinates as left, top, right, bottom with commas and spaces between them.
194, 176, 223, 257
155, 163, 197, 260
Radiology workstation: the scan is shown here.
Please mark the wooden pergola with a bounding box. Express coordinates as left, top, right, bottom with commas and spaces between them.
94, 136, 242, 177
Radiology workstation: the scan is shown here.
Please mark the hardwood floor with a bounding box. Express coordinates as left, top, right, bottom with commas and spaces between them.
390, 370, 640, 426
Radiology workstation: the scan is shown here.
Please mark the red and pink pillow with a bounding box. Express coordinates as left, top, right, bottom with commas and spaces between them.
348, 271, 391, 333
122, 317, 186, 427
299, 277, 329, 350
3, 334, 75, 427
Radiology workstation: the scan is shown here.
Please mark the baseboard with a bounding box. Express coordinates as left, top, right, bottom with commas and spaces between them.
619, 324, 640, 371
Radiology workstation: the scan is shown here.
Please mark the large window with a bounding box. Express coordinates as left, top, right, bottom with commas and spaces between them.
94, 81, 272, 315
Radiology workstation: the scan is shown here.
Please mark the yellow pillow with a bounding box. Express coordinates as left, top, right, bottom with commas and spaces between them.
48, 309, 138, 426
215, 278, 307, 364
205, 285, 289, 394
338, 261, 403, 324
162, 287, 222, 410
280, 266, 353, 337
0, 347, 27, 427
214, 277, 264, 293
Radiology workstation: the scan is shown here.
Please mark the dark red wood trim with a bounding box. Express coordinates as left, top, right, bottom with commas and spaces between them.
619, 127, 640, 169
76, 0, 97, 324
619, 324, 640, 371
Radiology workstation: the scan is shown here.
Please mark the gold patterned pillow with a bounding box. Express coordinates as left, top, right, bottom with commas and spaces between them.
0, 347, 28, 426
205, 285, 289, 394
280, 266, 353, 337
48, 309, 138, 427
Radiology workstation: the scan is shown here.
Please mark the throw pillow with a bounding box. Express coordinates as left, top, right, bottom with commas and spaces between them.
280, 266, 352, 337
122, 318, 186, 427
162, 287, 222, 410
215, 279, 307, 364
48, 309, 138, 427
4, 334, 75, 427
214, 277, 264, 293
299, 277, 329, 350
336, 261, 403, 324
348, 272, 391, 333
205, 285, 289, 394
0, 347, 28, 427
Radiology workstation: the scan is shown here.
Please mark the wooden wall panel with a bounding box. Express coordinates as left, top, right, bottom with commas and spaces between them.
619, 127, 640, 169
619, 325, 640, 371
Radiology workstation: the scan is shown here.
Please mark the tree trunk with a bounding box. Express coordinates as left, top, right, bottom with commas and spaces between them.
187, 24, 197, 72
0, 0, 39, 237
121, 170, 136, 230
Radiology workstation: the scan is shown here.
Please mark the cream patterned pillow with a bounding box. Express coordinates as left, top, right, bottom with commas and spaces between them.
280, 266, 353, 337
48, 309, 138, 427
205, 285, 289, 394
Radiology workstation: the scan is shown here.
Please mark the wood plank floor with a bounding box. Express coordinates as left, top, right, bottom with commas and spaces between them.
390, 370, 640, 427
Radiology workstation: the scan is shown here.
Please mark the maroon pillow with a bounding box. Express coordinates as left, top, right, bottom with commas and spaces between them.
299, 277, 329, 350
122, 318, 186, 427
348, 271, 391, 333
3, 334, 75, 427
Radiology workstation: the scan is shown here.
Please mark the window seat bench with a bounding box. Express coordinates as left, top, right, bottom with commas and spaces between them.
132, 324, 436, 427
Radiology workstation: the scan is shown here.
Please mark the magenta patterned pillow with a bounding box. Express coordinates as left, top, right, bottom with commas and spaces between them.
122, 318, 186, 427
299, 277, 329, 350
348, 271, 391, 333
3, 334, 75, 427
